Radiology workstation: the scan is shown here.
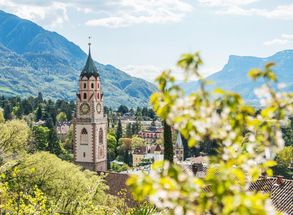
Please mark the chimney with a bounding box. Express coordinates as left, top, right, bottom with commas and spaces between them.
276, 175, 284, 186
191, 164, 198, 175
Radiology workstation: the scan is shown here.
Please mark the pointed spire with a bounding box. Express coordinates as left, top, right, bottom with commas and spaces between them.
88, 36, 92, 55
80, 36, 99, 78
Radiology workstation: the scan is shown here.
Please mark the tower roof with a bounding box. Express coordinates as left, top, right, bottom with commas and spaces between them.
80, 42, 99, 78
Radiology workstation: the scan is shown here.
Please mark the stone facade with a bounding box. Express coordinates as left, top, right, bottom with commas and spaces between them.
73, 46, 107, 171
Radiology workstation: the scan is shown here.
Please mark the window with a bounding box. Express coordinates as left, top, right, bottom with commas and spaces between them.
83, 83, 86, 89
97, 83, 99, 89
83, 152, 86, 157
97, 93, 100, 99
83, 93, 87, 99
80, 128, 88, 145
99, 128, 103, 145
91, 83, 94, 89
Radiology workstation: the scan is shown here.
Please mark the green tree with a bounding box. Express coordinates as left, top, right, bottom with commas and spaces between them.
116, 119, 123, 141
118, 105, 129, 115
1, 152, 110, 214
0, 108, 5, 123
48, 128, 63, 156
56, 111, 67, 122
31, 126, 50, 151
0, 119, 30, 156
273, 146, 293, 179
117, 138, 132, 164
110, 161, 129, 172
35, 105, 43, 121
64, 125, 73, 152
163, 120, 173, 163
107, 133, 117, 161
126, 123, 133, 137
132, 136, 146, 149
127, 53, 293, 214
282, 118, 293, 146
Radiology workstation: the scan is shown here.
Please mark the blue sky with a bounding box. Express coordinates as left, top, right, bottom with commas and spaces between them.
1, 0, 293, 81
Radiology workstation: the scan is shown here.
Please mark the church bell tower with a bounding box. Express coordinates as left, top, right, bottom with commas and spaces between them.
73, 40, 107, 171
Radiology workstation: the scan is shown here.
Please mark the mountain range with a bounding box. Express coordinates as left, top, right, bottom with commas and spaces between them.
1, 10, 292, 108
0, 10, 157, 108
183, 50, 293, 105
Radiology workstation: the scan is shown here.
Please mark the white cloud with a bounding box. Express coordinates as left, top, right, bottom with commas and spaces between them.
120, 64, 164, 82
199, 0, 259, 7
0, 0, 73, 29
264, 34, 293, 46
198, 0, 293, 20
120, 64, 219, 82
0, 0, 193, 29
86, 0, 193, 27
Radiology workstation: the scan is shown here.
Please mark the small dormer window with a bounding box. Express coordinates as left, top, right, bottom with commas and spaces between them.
83, 83, 86, 89
91, 83, 94, 89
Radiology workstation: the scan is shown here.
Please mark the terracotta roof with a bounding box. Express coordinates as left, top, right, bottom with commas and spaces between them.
249, 177, 293, 214
148, 144, 163, 153
133, 146, 148, 155
97, 171, 137, 207
186, 156, 208, 164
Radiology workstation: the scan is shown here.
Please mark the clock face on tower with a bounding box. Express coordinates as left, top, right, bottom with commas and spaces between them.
80, 103, 90, 115
96, 103, 102, 114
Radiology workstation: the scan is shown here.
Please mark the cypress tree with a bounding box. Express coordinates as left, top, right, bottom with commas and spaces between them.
115, 119, 123, 141
163, 120, 173, 163
36, 106, 43, 121
126, 123, 132, 137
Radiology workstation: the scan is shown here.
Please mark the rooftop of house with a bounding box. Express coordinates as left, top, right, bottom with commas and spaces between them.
133, 146, 148, 155
185, 156, 209, 164
56, 121, 71, 127
100, 169, 293, 214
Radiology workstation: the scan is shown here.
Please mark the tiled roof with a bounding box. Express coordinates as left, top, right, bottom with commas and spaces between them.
249, 177, 293, 214
99, 168, 292, 214
133, 146, 148, 155
186, 156, 208, 164
97, 171, 137, 207
80, 47, 99, 78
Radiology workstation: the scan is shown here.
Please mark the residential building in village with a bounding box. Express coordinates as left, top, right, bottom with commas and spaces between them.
56, 121, 71, 141
138, 127, 163, 143
132, 132, 184, 166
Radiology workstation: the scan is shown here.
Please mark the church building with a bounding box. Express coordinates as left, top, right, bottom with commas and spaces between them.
73, 43, 107, 171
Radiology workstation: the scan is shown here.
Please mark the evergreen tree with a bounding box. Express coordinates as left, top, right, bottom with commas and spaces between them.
126, 123, 132, 137
37, 92, 43, 104
48, 128, 62, 155
163, 120, 173, 163
32, 126, 49, 151
115, 119, 123, 141
36, 106, 43, 121
118, 105, 129, 115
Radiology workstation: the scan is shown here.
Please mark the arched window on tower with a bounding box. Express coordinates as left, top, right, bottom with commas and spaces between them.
80, 128, 88, 145
91, 83, 94, 89
99, 128, 103, 145
83, 93, 87, 99
83, 83, 86, 89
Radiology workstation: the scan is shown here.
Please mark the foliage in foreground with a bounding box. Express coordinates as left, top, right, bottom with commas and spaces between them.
127, 52, 293, 214
1, 152, 115, 214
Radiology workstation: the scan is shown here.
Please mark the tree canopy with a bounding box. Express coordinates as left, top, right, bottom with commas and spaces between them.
127, 52, 293, 214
